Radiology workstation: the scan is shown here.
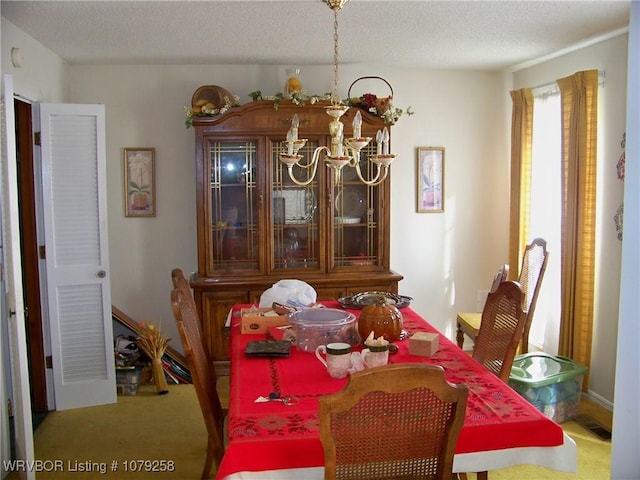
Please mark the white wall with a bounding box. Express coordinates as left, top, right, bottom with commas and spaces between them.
62, 63, 508, 352
1, 19, 67, 103
389, 69, 511, 339
512, 33, 628, 406
2, 16, 626, 408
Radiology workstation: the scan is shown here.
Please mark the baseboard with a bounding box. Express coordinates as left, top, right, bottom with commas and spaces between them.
584, 390, 614, 411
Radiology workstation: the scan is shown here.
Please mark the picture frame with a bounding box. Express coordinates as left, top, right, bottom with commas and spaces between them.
124, 148, 156, 217
417, 146, 445, 213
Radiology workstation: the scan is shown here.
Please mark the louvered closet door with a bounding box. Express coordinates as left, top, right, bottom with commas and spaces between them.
38, 103, 115, 410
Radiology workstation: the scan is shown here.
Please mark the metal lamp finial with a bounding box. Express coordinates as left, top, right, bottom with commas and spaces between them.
324, 0, 349, 11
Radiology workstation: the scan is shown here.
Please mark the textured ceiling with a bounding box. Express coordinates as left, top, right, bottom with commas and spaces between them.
1, 0, 631, 71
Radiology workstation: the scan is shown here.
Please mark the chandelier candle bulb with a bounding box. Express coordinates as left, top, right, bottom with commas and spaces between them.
353, 110, 362, 139
376, 130, 383, 155
382, 127, 389, 155
291, 114, 299, 141
286, 129, 294, 155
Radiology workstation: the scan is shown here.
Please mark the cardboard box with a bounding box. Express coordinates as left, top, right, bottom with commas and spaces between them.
241, 308, 290, 334
409, 332, 439, 357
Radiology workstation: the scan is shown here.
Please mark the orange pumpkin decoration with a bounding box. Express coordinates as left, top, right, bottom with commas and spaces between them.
357, 296, 403, 342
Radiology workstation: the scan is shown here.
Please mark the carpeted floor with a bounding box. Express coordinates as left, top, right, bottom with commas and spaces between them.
483, 416, 611, 479
5, 378, 611, 480
5, 382, 221, 480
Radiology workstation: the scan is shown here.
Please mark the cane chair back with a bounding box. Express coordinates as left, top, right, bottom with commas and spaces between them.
319, 364, 468, 480
171, 286, 226, 479
455, 264, 509, 349
171, 267, 192, 297
517, 238, 549, 354
171, 268, 212, 359
490, 264, 510, 292
472, 280, 527, 382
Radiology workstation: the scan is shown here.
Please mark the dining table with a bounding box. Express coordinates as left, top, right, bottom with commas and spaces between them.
216, 302, 577, 480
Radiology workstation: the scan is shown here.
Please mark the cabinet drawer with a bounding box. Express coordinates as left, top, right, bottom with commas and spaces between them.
199, 290, 248, 362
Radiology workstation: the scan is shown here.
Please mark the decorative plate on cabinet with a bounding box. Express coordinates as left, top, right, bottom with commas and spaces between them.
335, 190, 366, 219
335, 216, 361, 224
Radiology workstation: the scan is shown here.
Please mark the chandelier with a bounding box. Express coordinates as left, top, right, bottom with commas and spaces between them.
279, 0, 396, 187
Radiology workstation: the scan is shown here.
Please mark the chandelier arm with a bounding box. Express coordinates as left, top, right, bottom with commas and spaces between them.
292, 155, 319, 170
344, 146, 360, 168
284, 146, 328, 186
353, 160, 385, 186
286, 166, 314, 187
345, 146, 388, 186
375, 166, 390, 185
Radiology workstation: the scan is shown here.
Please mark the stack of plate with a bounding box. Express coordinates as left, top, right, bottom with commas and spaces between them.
335, 216, 361, 224
338, 291, 413, 309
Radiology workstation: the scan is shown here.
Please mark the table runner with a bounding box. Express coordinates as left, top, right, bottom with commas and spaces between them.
216, 302, 564, 479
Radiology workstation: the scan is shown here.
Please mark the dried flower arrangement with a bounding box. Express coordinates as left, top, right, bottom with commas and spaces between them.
136, 321, 171, 394
248, 89, 414, 125
184, 81, 414, 127
249, 90, 333, 108
348, 93, 414, 125
136, 321, 170, 359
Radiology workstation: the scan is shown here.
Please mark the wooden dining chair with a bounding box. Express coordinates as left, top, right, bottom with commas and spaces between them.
456, 264, 509, 349
456, 238, 548, 354
517, 238, 549, 354
471, 280, 527, 383
171, 267, 192, 295
171, 285, 227, 479
457, 280, 527, 480
319, 363, 468, 480
171, 268, 212, 357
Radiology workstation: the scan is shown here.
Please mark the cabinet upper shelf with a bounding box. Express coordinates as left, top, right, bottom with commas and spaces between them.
192, 100, 385, 134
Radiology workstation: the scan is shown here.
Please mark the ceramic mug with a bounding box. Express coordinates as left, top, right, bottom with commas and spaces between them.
361, 344, 390, 368
315, 342, 352, 379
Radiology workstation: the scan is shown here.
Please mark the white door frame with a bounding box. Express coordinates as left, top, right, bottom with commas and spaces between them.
1, 74, 35, 479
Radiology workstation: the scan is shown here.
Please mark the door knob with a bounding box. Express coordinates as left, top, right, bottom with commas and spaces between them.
97, 270, 106, 278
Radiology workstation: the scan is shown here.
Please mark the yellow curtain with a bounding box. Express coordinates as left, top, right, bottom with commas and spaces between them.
557, 70, 599, 390
509, 89, 534, 278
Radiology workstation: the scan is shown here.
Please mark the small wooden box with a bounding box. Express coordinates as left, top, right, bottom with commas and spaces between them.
241, 308, 290, 334
409, 332, 439, 357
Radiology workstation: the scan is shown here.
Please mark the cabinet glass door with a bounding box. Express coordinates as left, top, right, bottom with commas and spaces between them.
271, 138, 320, 271
333, 140, 379, 268
208, 140, 259, 273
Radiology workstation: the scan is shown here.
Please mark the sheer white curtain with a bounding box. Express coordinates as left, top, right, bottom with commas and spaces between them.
528, 90, 561, 352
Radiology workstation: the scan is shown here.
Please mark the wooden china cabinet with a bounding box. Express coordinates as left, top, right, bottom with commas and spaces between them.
190, 100, 403, 373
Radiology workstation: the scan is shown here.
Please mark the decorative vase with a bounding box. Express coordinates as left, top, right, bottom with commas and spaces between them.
151, 357, 169, 395
357, 296, 403, 342
285, 68, 302, 94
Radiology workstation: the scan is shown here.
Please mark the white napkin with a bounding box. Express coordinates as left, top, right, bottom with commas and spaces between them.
348, 351, 366, 374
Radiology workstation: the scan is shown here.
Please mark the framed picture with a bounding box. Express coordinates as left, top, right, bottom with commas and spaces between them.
417, 146, 444, 213
124, 148, 156, 217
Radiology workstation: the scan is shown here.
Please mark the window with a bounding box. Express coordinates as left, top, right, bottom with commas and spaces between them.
528, 90, 561, 351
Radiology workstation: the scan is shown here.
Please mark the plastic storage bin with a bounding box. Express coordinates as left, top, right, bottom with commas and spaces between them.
509, 352, 588, 423
116, 366, 142, 396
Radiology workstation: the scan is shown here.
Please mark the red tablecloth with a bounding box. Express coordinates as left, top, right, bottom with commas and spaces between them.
216, 302, 564, 479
